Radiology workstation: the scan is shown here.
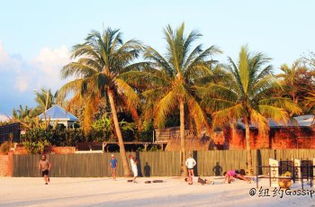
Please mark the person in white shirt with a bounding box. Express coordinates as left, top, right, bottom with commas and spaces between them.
129, 155, 138, 183
185, 155, 196, 185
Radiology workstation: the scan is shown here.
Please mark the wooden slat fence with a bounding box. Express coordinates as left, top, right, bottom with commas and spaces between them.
13, 151, 181, 177
12, 149, 315, 177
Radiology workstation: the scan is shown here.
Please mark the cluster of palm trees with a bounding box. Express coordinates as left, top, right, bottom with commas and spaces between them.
58, 23, 315, 175
11, 89, 55, 129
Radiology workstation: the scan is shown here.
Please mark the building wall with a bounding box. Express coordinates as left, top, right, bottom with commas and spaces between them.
0, 152, 13, 176
224, 127, 315, 149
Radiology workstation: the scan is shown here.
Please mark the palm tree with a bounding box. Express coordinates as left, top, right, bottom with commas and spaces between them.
122, 23, 221, 175
305, 92, 315, 115
200, 46, 301, 174
32, 88, 55, 120
59, 28, 143, 176
12, 105, 32, 120
12, 105, 42, 130
277, 62, 314, 103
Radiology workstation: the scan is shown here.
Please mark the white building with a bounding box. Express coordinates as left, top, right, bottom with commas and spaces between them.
38, 105, 79, 128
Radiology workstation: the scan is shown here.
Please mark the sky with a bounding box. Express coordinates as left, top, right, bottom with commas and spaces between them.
0, 0, 314, 116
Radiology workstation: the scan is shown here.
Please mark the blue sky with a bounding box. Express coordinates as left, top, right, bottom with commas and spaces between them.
0, 0, 314, 116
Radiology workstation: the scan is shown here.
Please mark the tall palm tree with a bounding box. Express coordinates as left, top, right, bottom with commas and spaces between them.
122, 23, 221, 175
59, 28, 143, 176
200, 46, 301, 174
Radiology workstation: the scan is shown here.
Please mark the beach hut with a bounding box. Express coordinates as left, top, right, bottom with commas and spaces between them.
38, 105, 78, 128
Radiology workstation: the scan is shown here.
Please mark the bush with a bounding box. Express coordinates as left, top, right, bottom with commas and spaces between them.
23, 140, 50, 154
21, 128, 107, 147
0, 141, 12, 154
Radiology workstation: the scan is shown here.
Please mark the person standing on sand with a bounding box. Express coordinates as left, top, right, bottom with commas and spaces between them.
38, 154, 51, 185
185, 154, 196, 185
109, 154, 118, 180
129, 155, 138, 183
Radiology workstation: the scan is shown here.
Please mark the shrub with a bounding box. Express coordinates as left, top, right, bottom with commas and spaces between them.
0, 141, 12, 154
23, 140, 50, 154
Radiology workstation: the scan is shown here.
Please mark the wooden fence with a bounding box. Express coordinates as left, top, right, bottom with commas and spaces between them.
13, 151, 181, 177
12, 149, 315, 177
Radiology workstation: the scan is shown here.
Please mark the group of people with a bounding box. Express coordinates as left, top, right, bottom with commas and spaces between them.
184, 154, 251, 185
110, 154, 138, 182
38, 154, 251, 185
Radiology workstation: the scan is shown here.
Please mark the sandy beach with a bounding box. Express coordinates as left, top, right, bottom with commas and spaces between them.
0, 177, 314, 207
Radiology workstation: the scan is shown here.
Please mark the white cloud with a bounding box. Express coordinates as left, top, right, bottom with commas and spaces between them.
15, 75, 29, 92
0, 43, 71, 93
0, 114, 10, 122
32, 46, 70, 81
0, 43, 72, 114
0, 42, 23, 71
0, 42, 9, 63
31, 45, 71, 90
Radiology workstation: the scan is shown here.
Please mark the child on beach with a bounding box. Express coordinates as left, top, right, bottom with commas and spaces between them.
109, 154, 117, 180
185, 154, 196, 185
38, 154, 51, 185
224, 170, 251, 184
129, 155, 138, 183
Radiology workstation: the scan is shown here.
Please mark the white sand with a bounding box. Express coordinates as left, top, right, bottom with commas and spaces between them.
0, 177, 314, 207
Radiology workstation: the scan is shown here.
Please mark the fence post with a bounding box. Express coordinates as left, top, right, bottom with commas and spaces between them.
269, 158, 279, 187
294, 159, 301, 184
256, 163, 259, 188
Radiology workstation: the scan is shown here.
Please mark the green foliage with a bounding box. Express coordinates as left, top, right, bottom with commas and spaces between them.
92, 116, 111, 131
91, 115, 137, 141
91, 115, 112, 141
0, 141, 12, 154
33, 88, 55, 116
139, 121, 154, 142
147, 145, 161, 152
123, 23, 221, 135
22, 128, 89, 147
12, 105, 32, 120
23, 140, 50, 154
202, 46, 301, 133
120, 120, 136, 132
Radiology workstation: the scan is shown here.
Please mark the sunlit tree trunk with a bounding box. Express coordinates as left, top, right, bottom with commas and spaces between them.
108, 89, 131, 176
179, 99, 187, 176
244, 117, 253, 175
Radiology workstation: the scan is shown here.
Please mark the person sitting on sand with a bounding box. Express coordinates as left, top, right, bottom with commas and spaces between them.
129, 155, 138, 183
38, 154, 51, 185
224, 170, 251, 184
185, 154, 196, 185
197, 177, 214, 185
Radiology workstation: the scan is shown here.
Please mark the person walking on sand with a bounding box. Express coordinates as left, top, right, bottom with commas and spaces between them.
185, 154, 196, 185
109, 154, 118, 180
129, 155, 138, 183
38, 154, 51, 185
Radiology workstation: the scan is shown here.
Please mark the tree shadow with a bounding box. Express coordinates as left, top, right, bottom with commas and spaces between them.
136, 151, 143, 177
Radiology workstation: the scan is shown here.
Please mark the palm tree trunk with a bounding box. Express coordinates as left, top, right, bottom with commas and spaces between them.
107, 89, 131, 176
244, 117, 252, 175
179, 99, 186, 176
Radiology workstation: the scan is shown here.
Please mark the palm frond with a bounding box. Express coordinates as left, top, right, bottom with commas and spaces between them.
154, 91, 178, 128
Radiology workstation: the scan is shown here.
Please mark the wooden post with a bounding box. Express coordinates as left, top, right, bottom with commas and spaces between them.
294, 159, 301, 184
313, 158, 315, 187
269, 158, 279, 187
